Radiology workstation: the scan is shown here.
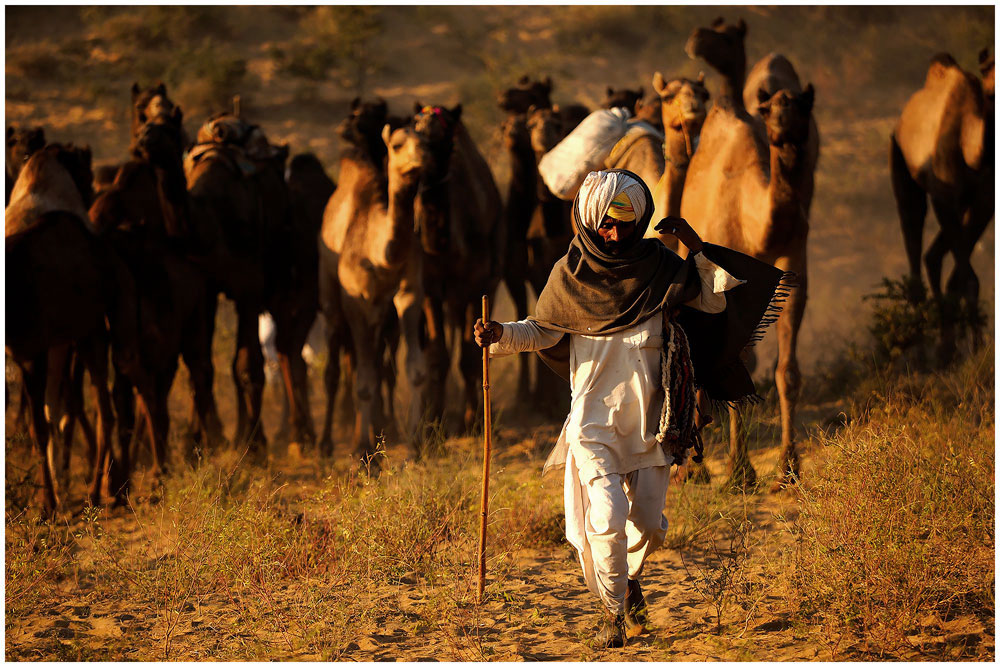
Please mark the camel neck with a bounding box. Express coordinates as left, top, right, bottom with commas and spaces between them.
384, 176, 419, 267
768, 142, 807, 213
716, 61, 746, 112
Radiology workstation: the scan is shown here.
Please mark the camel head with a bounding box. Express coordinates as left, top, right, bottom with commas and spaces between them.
383, 124, 429, 184
131, 81, 183, 139
338, 97, 390, 165
526, 105, 564, 158
6, 125, 46, 181
652, 72, 710, 133
685, 17, 747, 76
497, 76, 553, 114
603, 87, 644, 116
757, 85, 814, 148
501, 114, 530, 152
412, 102, 461, 177
979, 47, 995, 108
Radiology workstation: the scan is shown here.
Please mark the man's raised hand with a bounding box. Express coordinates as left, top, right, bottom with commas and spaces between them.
474, 318, 503, 348
654, 215, 704, 253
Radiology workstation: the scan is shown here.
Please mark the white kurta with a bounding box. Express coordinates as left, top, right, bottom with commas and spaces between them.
488, 251, 743, 614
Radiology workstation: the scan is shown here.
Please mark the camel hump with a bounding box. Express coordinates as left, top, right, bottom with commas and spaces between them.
6, 151, 90, 238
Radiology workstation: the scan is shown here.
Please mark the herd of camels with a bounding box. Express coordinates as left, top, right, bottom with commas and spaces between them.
5, 17, 994, 516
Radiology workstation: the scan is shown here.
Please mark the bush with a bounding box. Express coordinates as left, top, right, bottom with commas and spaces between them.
765, 345, 994, 659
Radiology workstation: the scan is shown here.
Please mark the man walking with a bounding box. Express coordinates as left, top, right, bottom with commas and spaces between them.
474, 169, 785, 647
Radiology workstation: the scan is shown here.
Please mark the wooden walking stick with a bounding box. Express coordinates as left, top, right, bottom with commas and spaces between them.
477, 294, 492, 604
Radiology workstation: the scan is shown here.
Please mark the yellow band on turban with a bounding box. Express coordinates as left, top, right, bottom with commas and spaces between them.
606, 192, 636, 222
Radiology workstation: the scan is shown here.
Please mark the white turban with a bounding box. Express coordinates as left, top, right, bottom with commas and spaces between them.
576, 170, 648, 233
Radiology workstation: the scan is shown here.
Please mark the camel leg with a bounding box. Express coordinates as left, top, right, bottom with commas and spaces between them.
342, 299, 381, 464
395, 271, 428, 458
726, 349, 758, 491
79, 335, 117, 507
772, 255, 807, 489
505, 239, 532, 401
111, 367, 135, 498
890, 135, 928, 302
275, 310, 317, 449
181, 333, 224, 454
318, 319, 342, 457
144, 377, 172, 481
928, 198, 963, 365
233, 302, 267, 456
423, 293, 448, 427
63, 353, 99, 486
457, 300, 483, 432
21, 354, 58, 517
949, 193, 993, 349
380, 307, 400, 439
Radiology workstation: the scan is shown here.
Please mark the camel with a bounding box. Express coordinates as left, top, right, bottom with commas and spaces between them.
649, 73, 710, 246
603, 113, 666, 197
268, 153, 336, 448
603, 86, 645, 115
411, 102, 503, 431
6, 125, 45, 204
318, 119, 429, 462
186, 113, 278, 456
6, 144, 136, 516
890, 48, 994, 361
91, 118, 222, 482
681, 17, 814, 489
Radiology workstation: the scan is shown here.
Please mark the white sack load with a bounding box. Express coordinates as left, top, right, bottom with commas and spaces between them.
538, 107, 632, 201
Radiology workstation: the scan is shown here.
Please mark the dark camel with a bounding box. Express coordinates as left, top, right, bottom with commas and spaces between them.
603, 86, 645, 115
186, 113, 274, 457
318, 116, 430, 461
497, 75, 553, 114
7, 144, 136, 516
412, 102, 504, 431
269, 153, 336, 448
649, 73, 710, 247
91, 119, 221, 482
682, 17, 816, 489
891, 49, 994, 361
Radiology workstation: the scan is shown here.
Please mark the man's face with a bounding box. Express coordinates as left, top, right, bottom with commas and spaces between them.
596, 215, 635, 254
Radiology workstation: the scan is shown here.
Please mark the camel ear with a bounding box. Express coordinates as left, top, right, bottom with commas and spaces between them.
652, 72, 667, 96
606, 86, 615, 97
711, 16, 724, 28
979, 47, 990, 64
543, 76, 553, 92
413, 101, 424, 114
350, 97, 361, 110
756, 87, 772, 105
526, 104, 537, 117
697, 71, 706, 85
636, 86, 644, 99
757, 89, 773, 117
155, 81, 167, 95
6, 126, 14, 141
518, 74, 530, 86
800, 84, 815, 113
736, 18, 747, 36
450, 104, 462, 122
381, 124, 392, 148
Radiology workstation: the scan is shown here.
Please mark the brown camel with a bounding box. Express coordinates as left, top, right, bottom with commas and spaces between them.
891, 49, 994, 361
268, 153, 336, 448
498, 98, 574, 408
318, 119, 429, 461
412, 102, 504, 431
6, 125, 45, 204
91, 119, 221, 482
649, 73, 710, 246
186, 113, 275, 456
682, 17, 814, 489
6, 144, 136, 516
603, 86, 645, 115
603, 116, 666, 197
